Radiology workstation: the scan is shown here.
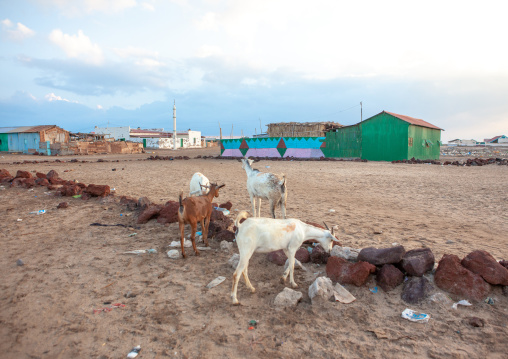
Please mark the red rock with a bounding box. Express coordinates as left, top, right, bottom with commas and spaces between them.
358, 245, 406, 266
376, 264, 404, 292
500, 260, 508, 270
35, 178, 50, 187
49, 177, 66, 185
57, 202, 69, 209
434, 254, 490, 302
219, 201, 233, 210
215, 229, 236, 242
10, 178, 25, 187
295, 247, 311, 263
36, 172, 47, 179
120, 196, 138, 211
310, 245, 330, 264
86, 184, 110, 197
137, 204, 163, 224
47, 185, 58, 191
402, 248, 435, 276
15, 170, 32, 179
46, 170, 59, 179
267, 250, 287, 266
60, 185, 82, 197
156, 201, 179, 224
326, 256, 376, 286
0, 169, 12, 178
81, 192, 91, 200
461, 250, 508, 286
138, 197, 151, 210
22, 177, 36, 188
401, 276, 434, 304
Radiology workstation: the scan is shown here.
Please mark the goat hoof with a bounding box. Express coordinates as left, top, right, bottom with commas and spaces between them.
291, 283, 298, 289
232, 300, 240, 305
195, 251, 200, 256
280, 277, 286, 284
250, 288, 256, 293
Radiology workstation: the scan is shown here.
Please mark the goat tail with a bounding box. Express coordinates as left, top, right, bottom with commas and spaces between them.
178, 190, 184, 215
234, 211, 250, 230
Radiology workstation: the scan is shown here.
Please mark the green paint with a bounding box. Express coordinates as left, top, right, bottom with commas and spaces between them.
322, 125, 361, 158
240, 147, 249, 156
0, 133, 8, 152
277, 147, 287, 157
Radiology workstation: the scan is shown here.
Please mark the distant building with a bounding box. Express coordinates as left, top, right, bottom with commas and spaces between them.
0, 125, 69, 153
266, 122, 342, 137
483, 135, 508, 145
93, 126, 201, 149
447, 139, 478, 146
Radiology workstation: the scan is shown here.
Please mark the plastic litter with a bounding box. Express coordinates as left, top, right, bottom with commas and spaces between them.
401, 308, 430, 323
123, 249, 157, 255
329, 209, 336, 213
29, 209, 46, 215
452, 299, 472, 309
214, 207, 230, 215
127, 345, 141, 358
128, 233, 137, 237
17, 219, 22, 222
170, 240, 192, 248
484, 297, 495, 305
333, 283, 356, 304
206, 276, 226, 289
369, 287, 378, 294
72, 194, 82, 198
167, 250, 180, 259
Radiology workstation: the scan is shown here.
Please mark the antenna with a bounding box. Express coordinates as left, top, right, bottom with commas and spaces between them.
230, 124, 234, 139
360, 101, 363, 122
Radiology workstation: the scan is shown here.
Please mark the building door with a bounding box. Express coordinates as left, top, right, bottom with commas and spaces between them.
180, 138, 183, 147
143, 139, 146, 148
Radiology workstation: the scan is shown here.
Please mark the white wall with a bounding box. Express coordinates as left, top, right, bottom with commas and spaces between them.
94, 126, 131, 140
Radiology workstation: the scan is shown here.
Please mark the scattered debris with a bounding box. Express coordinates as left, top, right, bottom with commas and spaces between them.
206, 276, 226, 289
274, 287, 303, 309
167, 250, 180, 259
333, 283, 356, 304
16, 259, 24, 266
484, 297, 495, 305
29, 209, 46, 215
123, 249, 157, 255
127, 345, 141, 359
169, 240, 192, 248
452, 300, 472, 309
228, 253, 240, 269
128, 233, 137, 237
369, 287, 378, 294
401, 308, 430, 323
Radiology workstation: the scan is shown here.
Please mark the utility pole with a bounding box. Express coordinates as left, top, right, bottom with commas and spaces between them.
231, 124, 234, 139
360, 101, 363, 122
259, 118, 262, 134
173, 100, 177, 150
219, 122, 222, 141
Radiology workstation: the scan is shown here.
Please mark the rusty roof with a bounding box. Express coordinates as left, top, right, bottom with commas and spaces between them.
0, 125, 65, 133
383, 111, 443, 130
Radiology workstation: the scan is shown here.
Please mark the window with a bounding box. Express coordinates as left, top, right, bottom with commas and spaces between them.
408, 137, 413, 147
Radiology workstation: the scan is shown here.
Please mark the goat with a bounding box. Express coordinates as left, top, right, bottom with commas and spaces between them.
231, 211, 339, 305
189, 172, 210, 196
241, 157, 287, 219
178, 182, 225, 258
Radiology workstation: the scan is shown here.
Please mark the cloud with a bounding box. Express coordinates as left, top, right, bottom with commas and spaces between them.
1, 19, 35, 41
139, 2, 155, 11
112, 46, 159, 59
44, 93, 78, 103
49, 29, 104, 65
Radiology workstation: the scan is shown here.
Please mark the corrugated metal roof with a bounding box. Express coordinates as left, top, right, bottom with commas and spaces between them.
0, 125, 60, 133
384, 111, 443, 131
484, 135, 506, 143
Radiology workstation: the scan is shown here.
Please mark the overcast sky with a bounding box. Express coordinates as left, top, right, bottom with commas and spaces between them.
1, 0, 507, 141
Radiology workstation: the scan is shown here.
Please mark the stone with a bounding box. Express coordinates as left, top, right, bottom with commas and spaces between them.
333, 283, 356, 304
35, 172, 47, 179
503, 286, 508, 296
15, 170, 32, 179
156, 201, 179, 224
57, 202, 69, 209
330, 246, 360, 262
220, 240, 233, 251
137, 204, 163, 224
167, 250, 180, 259
295, 247, 311, 263
274, 287, 303, 308
10, 178, 25, 187
402, 248, 435, 276
326, 256, 376, 286
124, 291, 137, 298
35, 178, 50, 187
308, 276, 334, 303
22, 178, 36, 188
461, 250, 508, 286
219, 201, 233, 210
401, 276, 434, 304
86, 184, 110, 197
376, 264, 404, 292
228, 254, 240, 269
0, 169, 12, 178
499, 260, 508, 270
267, 250, 287, 266
46, 170, 59, 179
434, 254, 490, 302
16, 259, 24, 266
60, 185, 82, 197
357, 245, 406, 266
310, 245, 330, 264
120, 196, 138, 211
429, 292, 453, 306
214, 229, 236, 242
138, 197, 151, 210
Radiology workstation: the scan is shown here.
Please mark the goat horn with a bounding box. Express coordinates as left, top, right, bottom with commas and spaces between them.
323, 222, 330, 231
218, 184, 225, 188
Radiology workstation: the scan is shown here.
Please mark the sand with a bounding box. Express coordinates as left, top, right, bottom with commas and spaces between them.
0, 147, 507, 359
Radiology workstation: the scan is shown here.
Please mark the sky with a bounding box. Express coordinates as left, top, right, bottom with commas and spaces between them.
0, 0, 507, 141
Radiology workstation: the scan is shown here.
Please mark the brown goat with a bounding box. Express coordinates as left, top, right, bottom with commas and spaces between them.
177, 183, 225, 258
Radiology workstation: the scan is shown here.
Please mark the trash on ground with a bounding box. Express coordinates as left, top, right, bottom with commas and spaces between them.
401, 308, 430, 323
167, 250, 180, 259
127, 345, 141, 359
452, 299, 472, 309
123, 249, 157, 255
370, 286, 378, 294
196, 246, 212, 251
333, 283, 356, 304
484, 297, 495, 305
214, 207, 230, 215
16, 259, 24, 266
329, 209, 336, 213
128, 233, 137, 237
206, 276, 226, 289
72, 194, 82, 198
17, 219, 22, 222
170, 240, 192, 248
29, 209, 46, 215
93, 303, 125, 314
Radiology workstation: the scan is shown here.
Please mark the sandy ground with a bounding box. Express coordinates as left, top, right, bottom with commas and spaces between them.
1, 147, 507, 359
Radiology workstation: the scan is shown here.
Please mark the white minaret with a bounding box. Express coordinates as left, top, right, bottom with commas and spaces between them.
173, 100, 177, 150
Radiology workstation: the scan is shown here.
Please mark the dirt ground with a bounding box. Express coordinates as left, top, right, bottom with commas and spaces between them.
1, 147, 507, 359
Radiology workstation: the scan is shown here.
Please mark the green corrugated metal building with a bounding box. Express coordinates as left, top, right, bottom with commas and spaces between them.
322, 111, 443, 161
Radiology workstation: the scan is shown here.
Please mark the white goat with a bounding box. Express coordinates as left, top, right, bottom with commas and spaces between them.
241, 157, 287, 219
189, 172, 210, 197
231, 211, 339, 305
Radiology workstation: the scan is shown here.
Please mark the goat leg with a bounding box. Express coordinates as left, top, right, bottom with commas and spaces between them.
179, 222, 186, 258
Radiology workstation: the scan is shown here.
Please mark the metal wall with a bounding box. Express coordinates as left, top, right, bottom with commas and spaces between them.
360, 113, 409, 161
408, 125, 441, 160
0, 133, 8, 152
322, 125, 361, 158
8, 133, 40, 153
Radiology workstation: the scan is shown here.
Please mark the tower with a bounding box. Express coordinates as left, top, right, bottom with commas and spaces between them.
173, 100, 177, 150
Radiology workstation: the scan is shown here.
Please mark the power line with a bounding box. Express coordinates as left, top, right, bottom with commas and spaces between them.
306, 103, 361, 122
